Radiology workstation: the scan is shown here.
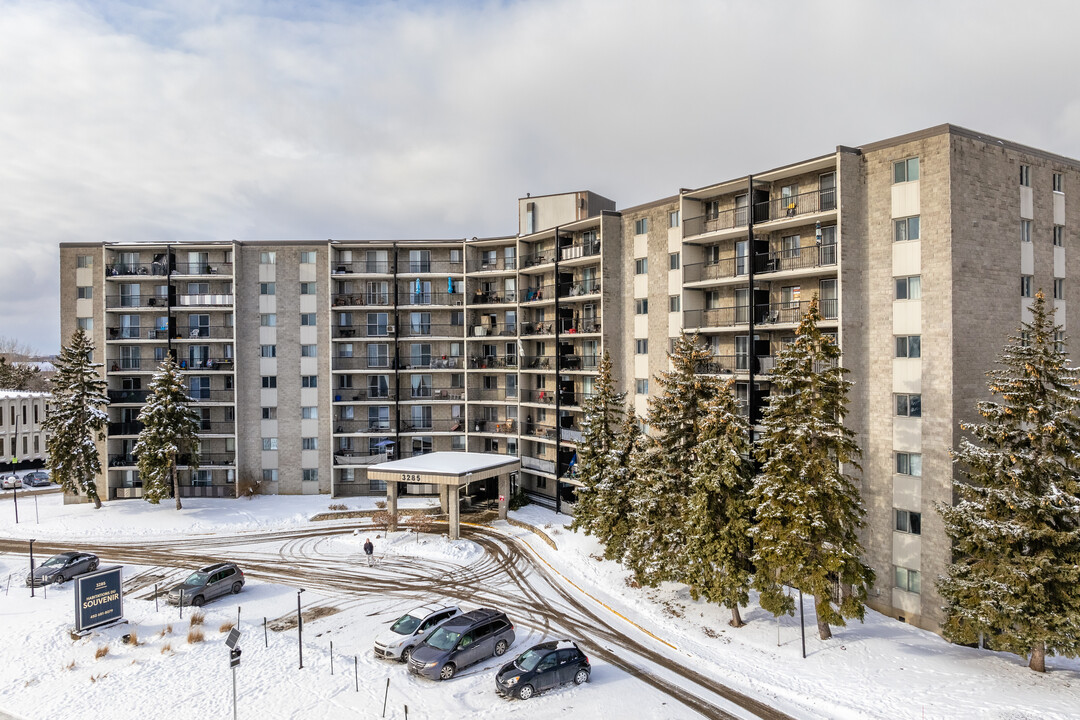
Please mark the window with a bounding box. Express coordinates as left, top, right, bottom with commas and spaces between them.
895, 566, 921, 594
302, 469, 319, 482
262, 438, 278, 450
261, 376, 277, 388
1053, 172, 1064, 193
301, 375, 318, 388
1055, 331, 1066, 353
895, 509, 922, 535
896, 393, 922, 417
894, 216, 920, 242
1020, 164, 1031, 187
669, 295, 681, 312
634, 218, 648, 235
301, 406, 318, 419
260, 282, 275, 295
669, 252, 680, 270
76, 255, 93, 268
300, 282, 317, 295
669, 210, 680, 228
1054, 225, 1065, 247
635, 299, 649, 315
1021, 331, 1031, 348
1021, 275, 1033, 298
77, 317, 93, 331
635, 339, 648, 354
260, 313, 276, 327
895, 276, 921, 300
261, 407, 277, 420
893, 157, 919, 183
300, 251, 316, 263
262, 469, 278, 482
301, 345, 317, 357
300, 313, 317, 326
77, 286, 93, 299
635, 258, 648, 274
1021, 220, 1032, 243
895, 452, 922, 476
302, 437, 318, 450
636, 379, 649, 394
896, 335, 921, 358
260, 344, 276, 358
260, 251, 276, 265
1055, 278, 1065, 300
781, 234, 801, 258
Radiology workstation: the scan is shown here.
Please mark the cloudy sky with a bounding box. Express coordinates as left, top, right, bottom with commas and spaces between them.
3, 0, 1080, 352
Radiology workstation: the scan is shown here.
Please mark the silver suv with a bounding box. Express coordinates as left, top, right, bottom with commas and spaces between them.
373, 605, 461, 662
167, 562, 244, 606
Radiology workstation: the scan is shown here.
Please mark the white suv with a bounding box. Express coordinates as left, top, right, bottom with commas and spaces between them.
374, 605, 461, 663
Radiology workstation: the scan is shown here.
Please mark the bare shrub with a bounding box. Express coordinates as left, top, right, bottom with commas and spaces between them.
186, 628, 204, 644
94, 645, 109, 660
123, 629, 139, 646
165, 625, 173, 635
189, 611, 205, 627
375, 500, 387, 509
160, 643, 172, 654
406, 513, 435, 535
65, 660, 76, 671
219, 621, 235, 633
372, 510, 395, 531
328, 503, 347, 511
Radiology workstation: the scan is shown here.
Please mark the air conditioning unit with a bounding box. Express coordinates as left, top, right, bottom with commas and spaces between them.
386, 325, 396, 334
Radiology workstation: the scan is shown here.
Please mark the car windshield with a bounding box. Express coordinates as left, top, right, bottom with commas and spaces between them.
41, 556, 69, 568
184, 572, 209, 585
425, 627, 461, 651
390, 614, 423, 635
514, 648, 548, 672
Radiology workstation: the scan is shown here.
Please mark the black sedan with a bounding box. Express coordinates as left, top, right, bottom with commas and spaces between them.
495, 640, 590, 700
27, 552, 100, 587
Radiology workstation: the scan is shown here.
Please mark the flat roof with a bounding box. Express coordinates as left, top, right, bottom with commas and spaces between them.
367, 452, 520, 486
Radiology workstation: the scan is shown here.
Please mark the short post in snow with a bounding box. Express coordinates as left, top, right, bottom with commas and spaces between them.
237, 605, 241, 630
180, 589, 184, 620
263, 617, 268, 648
297, 588, 305, 669
34, 495, 39, 524
382, 677, 389, 718
12, 485, 18, 525
354, 656, 358, 692
330, 640, 334, 675
154, 583, 159, 613
799, 589, 806, 659
28, 539, 35, 598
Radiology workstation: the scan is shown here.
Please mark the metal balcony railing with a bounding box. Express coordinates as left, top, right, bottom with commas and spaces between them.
106, 262, 170, 277
105, 295, 170, 309
171, 326, 234, 340
331, 356, 394, 370
521, 455, 556, 474
520, 354, 554, 369
683, 299, 838, 330
521, 389, 556, 404
558, 280, 601, 299
176, 294, 234, 307
333, 388, 398, 402
520, 322, 555, 337
399, 418, 465, 433
108, 389, 150, 403
333, 325, 395, 339
196, 422, 237, 434
519, 285, 555, 303
398, 260, 464, 275
684, 188, 838, 239
398, 322, 466, 338
521, 422, 559, 440
185, 389, 235, 403
520, 251, 555, 268
469, 290, 517, 304
176, 453, 236, 467
332, 293, 392, 307
334, 420, 393, 434
468, 257, 517, 272
684, 246, 837, 284
468, 323, 517, 338
693, 355, 775, 375
467, 355, 517, 369
469, 418, 517, 434
333, 260, 394, 274
332, 451, 390, 465
558, 241, 601, 261
108, 421, 144, 435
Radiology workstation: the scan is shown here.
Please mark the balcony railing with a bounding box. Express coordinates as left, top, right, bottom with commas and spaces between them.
468, 323, 517, 337
558, 241, 601, 261
108, 389, 150, 403
332, 293, 392, 307
468, 257, 517, 272
403, 385, 465, 400
333, 451, 389, 466
172, 326, 234, 340
399, 418, 465, 433
176, 453, 236, 467
197, 421, 237, 434
520, 322, 554, 336
693, 355, 775, 375
521, 389, 556, 404
108, 421, 144, 435
521, 455, 556, 474
398, 322, 466, 338
684, 188, 837, 238
333, 260, 394, 274
467, 354, 517, 369
469, 418, 517, 434
684, 245, 837, 284
185, 389, 235, 403
176, 294, 234, 307
333, 325, 395, 339
334, 420, 393, 434
469, 290, 517, 304
106, 262, 170, 277
558, 280, 601, 299
334, 389, 398, 402
520, 354, 554, 369
400, 291, 465, 306
520, 251, 554, 268
105, 295, 169, 309
520, 285, 555, 303
331, 356, 395, 370
683, 299, 838, 330
521, 422, 559, 440
398, 261, 464, 275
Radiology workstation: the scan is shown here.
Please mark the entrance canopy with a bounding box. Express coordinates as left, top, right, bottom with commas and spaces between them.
368, 452, 520, 539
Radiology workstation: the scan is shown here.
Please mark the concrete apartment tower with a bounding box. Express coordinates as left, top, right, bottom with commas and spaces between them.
58, 124, 1079, 634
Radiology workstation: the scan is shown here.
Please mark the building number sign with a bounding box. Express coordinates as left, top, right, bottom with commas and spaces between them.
400, 473, 423, 483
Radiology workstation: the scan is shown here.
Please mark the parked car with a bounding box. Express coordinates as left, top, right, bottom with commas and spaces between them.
167, 563, 244, 607
27, 552, 100, 587
408, 608, 515, 680
1, 474, 22, 490
374, 604, 461, 663
22, 471, 51, 488
495, 640, 590, 700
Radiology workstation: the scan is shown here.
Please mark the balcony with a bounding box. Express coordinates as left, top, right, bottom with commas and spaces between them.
520, 322, 554, 337
403, 385, 465, 401
108, 421, 144, 435
106, 262, 170, 277
520, 251, 554, 268
171, 261, 232, 276
519, 285, 554, 303
197, 421, 237, 434
334, 389, 398, 402
172, 326, 234, 340
334, 420, 394, 434
333, 292, 391, 307
176, 453, 236, 467
397, 260, 464, 275
684, 246, 837, 284
468, 257, 517, 273
683, 299, 838, 330
468, 323, 517, 338
399, 322, 466, 338
469, 418, 517, 434
467, 354, 517, 369
521, 422, 558, 441
176, 294, 234, 307
558, 241, 601, 262
105, 295, 170, 309
184, 389, 235, 403
333, 325, 395, 339
693, 355, 775, 375
399, 418, 465, 433
520, 354, 554, 370
108, 389, 150, 403
521, 455, 556, 474
332, 451, 390, 466
684, 188, 837, 239
331, 356, 395, 370
521, 389, 555, 405
558, 280, 601, 299
469, 290, 517, 304
399, 291, 464, 307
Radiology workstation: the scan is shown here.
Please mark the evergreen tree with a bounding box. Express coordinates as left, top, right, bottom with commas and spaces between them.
43, 330, 109, 508
571, 351, 626, 541
684, 379, 755, 627
595, 408, 647, 562
624, 335, 719, 586
0, 356, 41, 391
135, 354, 201, 509
938, 291, 1080, 672
751, 297, 873, 640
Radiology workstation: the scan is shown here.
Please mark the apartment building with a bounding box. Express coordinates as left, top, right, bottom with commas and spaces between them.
0, 390, 51, 469
58, 124, 1079, 633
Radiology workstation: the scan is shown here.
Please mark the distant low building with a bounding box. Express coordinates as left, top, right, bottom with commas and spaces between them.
0, 390, 51, 469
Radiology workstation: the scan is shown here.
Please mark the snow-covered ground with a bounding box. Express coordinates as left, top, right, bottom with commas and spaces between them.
0, 494, 1077, 719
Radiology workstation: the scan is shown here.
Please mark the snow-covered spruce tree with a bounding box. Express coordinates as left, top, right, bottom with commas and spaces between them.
684, 378, 755, 627
135, 354, 202, 510
938, 291, 1080, 672
751, 297, 873, 640
43, 330, 109, 508
571, 351, 627, 542
595, 407, 647, 562
624, 335, 720, 587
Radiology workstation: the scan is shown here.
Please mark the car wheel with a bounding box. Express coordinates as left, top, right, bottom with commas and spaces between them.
494, 639, 508, 656
400, 646, 412, 664
191, 595, 205, 607
574, 669, 590, 685
231, 582, 242, 594
439, 663, 456, 680
90, 560, 99, 571
55, 574, 67, 585
517, 684, 535, 700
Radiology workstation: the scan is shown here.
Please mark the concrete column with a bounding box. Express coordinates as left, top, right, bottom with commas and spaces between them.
498, 473, 510, 521
439, 485, 449, 514
387, 481, 399, 532
448, 484, 460, 540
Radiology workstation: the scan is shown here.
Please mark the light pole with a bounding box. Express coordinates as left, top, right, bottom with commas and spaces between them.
297, 588, 305, 669
29, 539, 36, 598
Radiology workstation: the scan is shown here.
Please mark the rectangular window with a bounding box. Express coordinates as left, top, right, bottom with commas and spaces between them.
1055, 278, 1065, 300
893, 157, 919, 183
669, 252, 680, 270
260, 313, 276, 327
302, 437, 318, 450
669, 295, 681, 312
669, 210, 680, 228
300, 313, 317, 326
896, 393, 922, 417
894, 216, 920, 242
895, 509, 922, 535
635, 379, 649, 394
262, 438, 278, 450
1020, 164, 1031, 187
301, 406, 318, 419
895, 276, 921, 300
1053, 172, 1064, 193
301, 345, 317, 357
634, 218, 648, 235
635, 299, 649, 315
895, 566, 921, 594
301, 375, 318, 388
1021, 275, 1033, 298
895, 335, 921, 358
300, 251, 316, 264
77, 286, 93, 299
302, 469, 318, 482
1021, 220, 1032, 243
1055, 330, 1066, 353
260, 344, 276, 358
635, 258, 648, 274
895, 452, 922, 476
300, 282, 317, 295
260, 282, 275, 295
262, 469, 278, 482
261, 407, 276, 420
635, 339, 648, 354
77, 255, 93, 268
261, 376, 277, 389
1054, 225, 1065, 247
260, 251, 276, 265
77, 318, 93, 331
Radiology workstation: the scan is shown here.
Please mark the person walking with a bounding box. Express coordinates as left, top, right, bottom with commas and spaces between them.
363, 537, 375, 566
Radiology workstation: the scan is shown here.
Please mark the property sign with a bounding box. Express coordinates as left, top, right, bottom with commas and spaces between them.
75, 566, 124, 631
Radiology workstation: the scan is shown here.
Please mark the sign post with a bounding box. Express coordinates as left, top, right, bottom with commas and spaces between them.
225, 628, 242, 720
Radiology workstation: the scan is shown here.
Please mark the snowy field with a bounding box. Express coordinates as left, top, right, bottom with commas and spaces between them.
0, 494, 1078, 719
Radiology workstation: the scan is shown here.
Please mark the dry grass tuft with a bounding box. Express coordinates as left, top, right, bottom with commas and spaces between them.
94, 645, 109, 660
160, 643, 172, 654
186, 628, 204, 644
125, 628, 139, 646
65, 660, 76, 671
165, 624, 173, 635
375, 500, 387, 509
189, 611, 205, 627
328, 503, 347, 511
219, 621, 235, 633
